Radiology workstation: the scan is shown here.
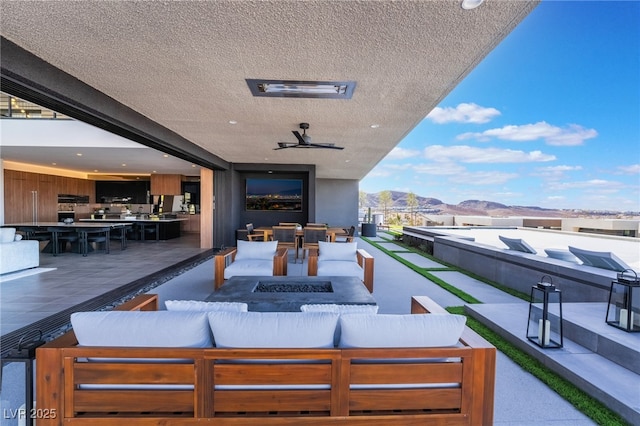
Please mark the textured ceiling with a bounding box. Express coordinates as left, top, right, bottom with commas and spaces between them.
0, 0, 538, 179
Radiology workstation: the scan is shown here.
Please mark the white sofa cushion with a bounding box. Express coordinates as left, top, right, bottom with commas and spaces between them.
165, 300, 248, 312
223, 259, 274, 279
339, 314, 466, 348
234, 240, 277, 260
208, 311, 339, 348
0, 228, 16, 243
317, 261, 364, 280
71, 311, 213, 347
318, 241, 357, 262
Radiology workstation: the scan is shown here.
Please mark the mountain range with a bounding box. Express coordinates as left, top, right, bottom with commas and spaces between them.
362, 191, 633, 217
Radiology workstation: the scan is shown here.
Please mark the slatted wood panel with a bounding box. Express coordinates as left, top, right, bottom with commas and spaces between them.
213, 362, 334, 414
68, 360, 198, 414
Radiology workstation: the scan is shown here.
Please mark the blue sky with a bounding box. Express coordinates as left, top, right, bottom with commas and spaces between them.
360, 0, 639, 212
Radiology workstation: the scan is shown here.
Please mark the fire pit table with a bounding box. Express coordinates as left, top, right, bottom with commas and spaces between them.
206, 275, 376, 312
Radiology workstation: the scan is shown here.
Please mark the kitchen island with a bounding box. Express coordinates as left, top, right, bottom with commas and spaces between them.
80, 217, 187, 241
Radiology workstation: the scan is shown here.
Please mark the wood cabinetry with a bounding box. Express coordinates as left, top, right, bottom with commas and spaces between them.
3, 170, 57, 222
150, 174, 182, 195
180, 214, 201, 233
3, 170, 95, 223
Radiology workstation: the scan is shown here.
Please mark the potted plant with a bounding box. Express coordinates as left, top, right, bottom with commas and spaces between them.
361, 207, 377, 237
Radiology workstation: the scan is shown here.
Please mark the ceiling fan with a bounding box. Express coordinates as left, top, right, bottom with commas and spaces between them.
274, 123, 344, 150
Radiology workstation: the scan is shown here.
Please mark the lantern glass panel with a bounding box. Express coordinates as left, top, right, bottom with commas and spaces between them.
606, 279, 640, 332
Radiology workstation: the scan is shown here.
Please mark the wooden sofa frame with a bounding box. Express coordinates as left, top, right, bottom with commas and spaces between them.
307, 248, 375, 293
214, 246, 288, 290
36, 294, 496, 426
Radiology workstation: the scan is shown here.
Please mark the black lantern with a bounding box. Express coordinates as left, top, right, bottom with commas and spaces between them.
526, 275, 563, 348
606, 269, 639, 332
1, 331, 45, 426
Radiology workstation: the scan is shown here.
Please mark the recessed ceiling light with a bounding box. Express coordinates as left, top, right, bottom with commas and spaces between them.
246, 79, 356, 99
52, 162, 57, 165
370, 124, 380, 129
228, 120, 237, 125
94, 169, 98, 172
76, 153, 82, 156
461, 0, 484, 10
163, 154, 169, 158
122, 163, 126, 167
152, 170, 157, 173
191, 164, 196, 168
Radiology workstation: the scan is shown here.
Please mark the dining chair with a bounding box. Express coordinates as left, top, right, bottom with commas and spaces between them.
47, 227, 80, 256
301, 226, 328, 260
80, 227, 111, 256
271, 225, 298, 261
246, 223, 264, 241
335, 225, 356, 243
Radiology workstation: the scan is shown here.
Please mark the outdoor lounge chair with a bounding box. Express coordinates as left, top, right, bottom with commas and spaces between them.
214, 240, 288, 289
308, 241, 374, 293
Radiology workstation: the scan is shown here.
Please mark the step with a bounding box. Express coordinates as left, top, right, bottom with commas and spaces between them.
466, 302, 640, 425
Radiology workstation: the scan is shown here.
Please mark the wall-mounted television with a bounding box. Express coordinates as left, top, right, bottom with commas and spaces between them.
246, 178, 303, 211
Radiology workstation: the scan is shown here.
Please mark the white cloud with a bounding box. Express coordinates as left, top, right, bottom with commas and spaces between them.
427, 102, 501, 124
385, 147, 420, 160
616, 164, 640, 174
457, 121, 598, 146
533, 165, 583, 178
423, 145, 556, 163
448, 171, 519, 185
413, 162, 466, 175
548, 179, 624, 190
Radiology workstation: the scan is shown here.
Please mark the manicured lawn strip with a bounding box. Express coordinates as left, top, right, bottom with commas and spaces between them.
447, 306, 629, 426
361, 237, 480, 304
372, 236, 531, 302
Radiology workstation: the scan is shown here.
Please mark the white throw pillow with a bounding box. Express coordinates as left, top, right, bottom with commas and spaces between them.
71, 311, 213, 347
0, 228, 16, 243
339, 313, 466, 348
14, 233, 23, 241
301, 304, 379, 346
318, 241, 357, 262
234, 240, 278, 260
208, 311, 339, 348
165, 300, 248, 312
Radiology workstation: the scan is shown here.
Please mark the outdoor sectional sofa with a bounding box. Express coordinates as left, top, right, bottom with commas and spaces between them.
36, 294, 496, 425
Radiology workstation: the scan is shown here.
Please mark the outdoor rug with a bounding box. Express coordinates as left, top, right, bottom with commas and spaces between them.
0, 267, 57, 283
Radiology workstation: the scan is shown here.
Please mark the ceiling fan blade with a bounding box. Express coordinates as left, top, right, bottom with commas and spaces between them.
273, 142, 293, 150
309, 143, 344, 150
292, 130, 306, 145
